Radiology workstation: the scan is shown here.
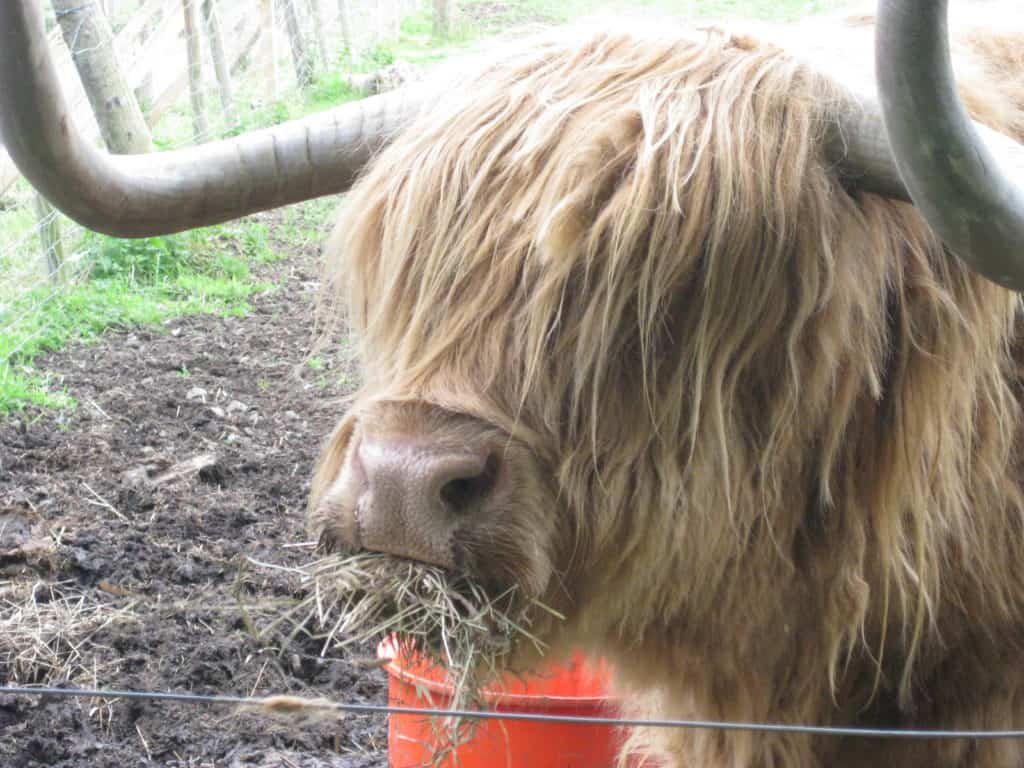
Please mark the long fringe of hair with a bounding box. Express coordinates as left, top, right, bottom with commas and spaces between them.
320, 16, 1024, 759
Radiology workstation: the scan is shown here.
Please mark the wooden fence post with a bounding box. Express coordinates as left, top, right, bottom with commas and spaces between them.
182, 0, 209, 143
281, 0, 314, 88
259, 0, 280, 99
33, 195, 66, 284
201, 0, 238, 128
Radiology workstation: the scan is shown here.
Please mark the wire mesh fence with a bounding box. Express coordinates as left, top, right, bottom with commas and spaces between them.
0, 0, 449, 413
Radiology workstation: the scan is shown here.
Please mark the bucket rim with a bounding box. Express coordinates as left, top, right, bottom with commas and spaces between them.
377, 637, 616, 710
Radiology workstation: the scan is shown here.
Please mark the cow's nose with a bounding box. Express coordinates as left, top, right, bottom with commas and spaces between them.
352, 437, 498, 566
361, 440, 492, 510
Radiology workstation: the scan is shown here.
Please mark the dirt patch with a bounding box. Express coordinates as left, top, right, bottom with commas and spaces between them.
0, 204, 389, 767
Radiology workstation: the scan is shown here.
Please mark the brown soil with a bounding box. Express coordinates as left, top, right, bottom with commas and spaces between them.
0, 205, 388, 767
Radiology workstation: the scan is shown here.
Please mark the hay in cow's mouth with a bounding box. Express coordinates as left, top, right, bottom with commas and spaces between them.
290, 552, 563, 718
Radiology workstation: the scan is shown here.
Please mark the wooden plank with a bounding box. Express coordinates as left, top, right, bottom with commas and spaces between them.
148, 12, 258, 127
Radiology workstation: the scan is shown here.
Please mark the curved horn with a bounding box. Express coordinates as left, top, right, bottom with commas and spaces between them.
0, 0, 428, 238
872, 0, 1024, 290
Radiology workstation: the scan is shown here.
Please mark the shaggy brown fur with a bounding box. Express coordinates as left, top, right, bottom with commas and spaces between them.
312, 8, 1024, 767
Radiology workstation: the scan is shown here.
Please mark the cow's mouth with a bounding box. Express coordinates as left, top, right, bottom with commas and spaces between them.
296, 550, 555, 688
315, 522, 517, 604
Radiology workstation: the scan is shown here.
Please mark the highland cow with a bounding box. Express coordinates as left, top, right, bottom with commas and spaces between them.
306, 10, 1024, 768
4, 0, 1024, 766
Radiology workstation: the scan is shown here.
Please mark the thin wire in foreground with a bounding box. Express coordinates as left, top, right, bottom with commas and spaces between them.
3, 685, 1024, 740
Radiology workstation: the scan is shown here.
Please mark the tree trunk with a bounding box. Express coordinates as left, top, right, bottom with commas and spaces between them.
258, 0, 279, 100
280, 0, 313, 89
201, 0, 238, 128
133, 7, 162, 112
33, 194, 66, 284
306, 0, 330, 69
182, 0, 209, 143
51, 0, 153, 154
336, 0, 353, 58
391, 0, 401, 40
432, 0, 453, 40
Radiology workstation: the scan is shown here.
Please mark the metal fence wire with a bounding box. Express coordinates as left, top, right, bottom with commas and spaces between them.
4, 684, 1024, 740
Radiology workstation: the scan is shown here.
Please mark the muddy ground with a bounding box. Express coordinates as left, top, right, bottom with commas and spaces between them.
0, 205, 390, 767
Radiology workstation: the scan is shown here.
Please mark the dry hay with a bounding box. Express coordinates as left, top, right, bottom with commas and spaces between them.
259, 552, 563, 758
0, 580, 138, 685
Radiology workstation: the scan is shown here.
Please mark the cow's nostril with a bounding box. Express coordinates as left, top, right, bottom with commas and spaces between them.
439, 453, 499, 513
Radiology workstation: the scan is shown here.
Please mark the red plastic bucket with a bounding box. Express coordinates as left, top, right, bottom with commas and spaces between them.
378, 638, 625, 768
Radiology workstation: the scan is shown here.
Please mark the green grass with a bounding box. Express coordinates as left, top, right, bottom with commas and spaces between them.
235, 223, 281, 264
0, 225, 272, 414
389, 4, 482, 64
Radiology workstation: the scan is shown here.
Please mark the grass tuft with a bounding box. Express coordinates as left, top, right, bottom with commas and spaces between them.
258, 551, 563, 756
0, 582, 138, 685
